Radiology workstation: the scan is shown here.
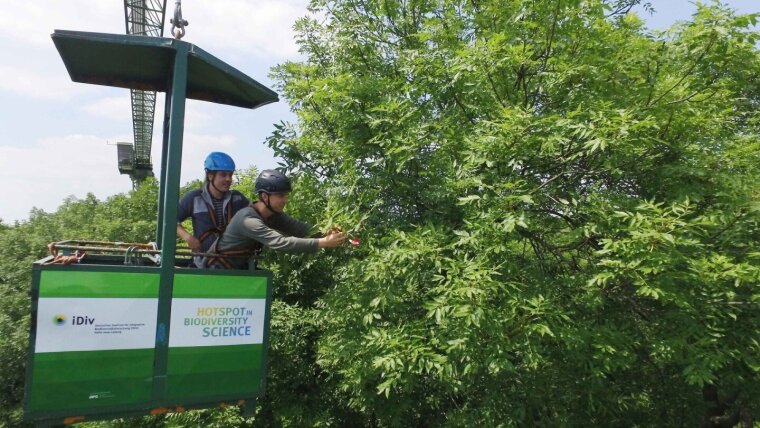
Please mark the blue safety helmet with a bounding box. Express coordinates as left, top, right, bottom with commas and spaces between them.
204, 152, 236, 171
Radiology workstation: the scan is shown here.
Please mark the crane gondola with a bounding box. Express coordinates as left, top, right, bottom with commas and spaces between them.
23, 26, 279, 426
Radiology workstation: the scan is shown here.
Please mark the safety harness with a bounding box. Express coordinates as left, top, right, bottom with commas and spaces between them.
196, 198, 234, 244
204, 241, 260, 270
204, 204, 265, 270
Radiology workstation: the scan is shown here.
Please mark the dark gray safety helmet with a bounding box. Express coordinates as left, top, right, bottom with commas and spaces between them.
255, 169, 292, 194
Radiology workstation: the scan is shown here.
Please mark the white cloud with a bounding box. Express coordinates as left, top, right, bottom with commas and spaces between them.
0, 2, 135, 102
0, 64, 86, 100
0, 2, 118, 48
0, 134, 132, 223
185, 0, 308, 60
82, 96, 131, 121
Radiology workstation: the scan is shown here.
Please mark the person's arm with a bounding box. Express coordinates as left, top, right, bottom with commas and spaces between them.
241, 216, 319, 252
241, 216, 345, 252
268, 213, 314, 237
177, 224, 201, 252
270, 213, 346, 247
177, 193, 201, 252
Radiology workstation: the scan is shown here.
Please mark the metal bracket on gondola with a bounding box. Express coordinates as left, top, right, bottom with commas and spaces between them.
46, 240, 250, 266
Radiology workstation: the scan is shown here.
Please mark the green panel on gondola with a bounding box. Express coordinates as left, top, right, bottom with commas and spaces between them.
166, 273, 271, 401
28, 349, 155, 412
26, 270, 160, 414
25, 265, 273, 423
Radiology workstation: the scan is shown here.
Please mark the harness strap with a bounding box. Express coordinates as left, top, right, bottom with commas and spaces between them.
198, 228, 221, 244
204, 204, 265, 269
204, 236, 257, 269
197, 197, 235, 244
206, 248, 254, 269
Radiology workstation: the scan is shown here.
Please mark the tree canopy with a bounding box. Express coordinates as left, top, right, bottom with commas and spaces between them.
266, 0, 760, 425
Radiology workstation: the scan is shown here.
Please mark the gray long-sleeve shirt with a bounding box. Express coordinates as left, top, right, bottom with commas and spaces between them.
213, 205, 319, 269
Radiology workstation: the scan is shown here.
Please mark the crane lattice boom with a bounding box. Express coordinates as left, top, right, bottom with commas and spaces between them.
119, 0, 167, 188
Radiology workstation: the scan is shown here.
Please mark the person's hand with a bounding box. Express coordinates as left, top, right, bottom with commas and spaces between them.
325, 225, 344, 235
186, 236, 202, 253
319, 231, 347, 248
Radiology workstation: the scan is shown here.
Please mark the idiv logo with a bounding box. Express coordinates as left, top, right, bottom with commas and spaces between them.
71, 315, 95, 325
53, 314, 95, 326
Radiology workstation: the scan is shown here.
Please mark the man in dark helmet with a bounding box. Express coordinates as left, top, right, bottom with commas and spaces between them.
205, 169, 346, 269
177, 152, 249, 267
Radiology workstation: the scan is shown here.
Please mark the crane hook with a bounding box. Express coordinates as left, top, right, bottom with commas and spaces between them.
170, 0, 189, 39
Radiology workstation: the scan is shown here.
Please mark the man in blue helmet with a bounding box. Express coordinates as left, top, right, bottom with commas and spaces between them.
177, 152, 249, 267
204, 169, 346, 269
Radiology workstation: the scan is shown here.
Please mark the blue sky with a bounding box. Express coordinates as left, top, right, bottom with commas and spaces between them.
0, 0, 757, 223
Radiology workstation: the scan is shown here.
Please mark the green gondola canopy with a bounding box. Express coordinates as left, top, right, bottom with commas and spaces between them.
52, 29, 278, 109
